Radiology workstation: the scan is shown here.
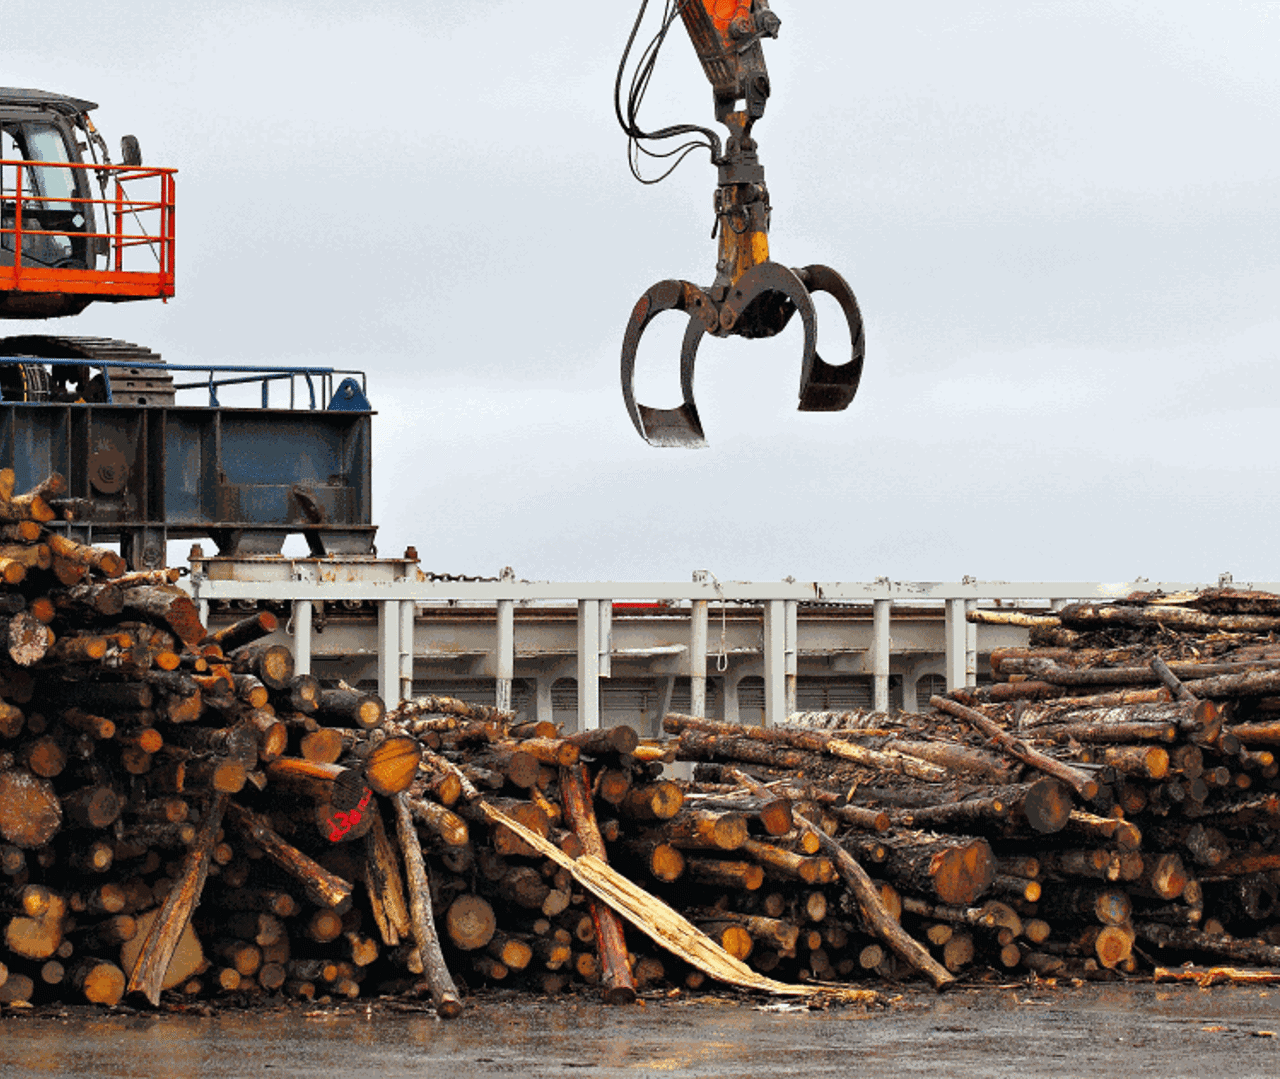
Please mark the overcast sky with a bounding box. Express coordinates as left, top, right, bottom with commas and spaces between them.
9, 1, 1279, 587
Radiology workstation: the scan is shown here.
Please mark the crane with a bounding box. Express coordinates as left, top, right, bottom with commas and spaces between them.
617, 1, 865, 447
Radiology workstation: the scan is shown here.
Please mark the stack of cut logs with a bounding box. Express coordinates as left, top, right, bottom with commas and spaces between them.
664, 587, 1280, 987
7, 483, 1280, 1012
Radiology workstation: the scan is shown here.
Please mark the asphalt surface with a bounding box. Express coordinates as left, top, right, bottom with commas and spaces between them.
1, 984, 1279, 1078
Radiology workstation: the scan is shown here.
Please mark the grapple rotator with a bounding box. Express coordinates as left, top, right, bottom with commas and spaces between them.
619, 1, 864, 447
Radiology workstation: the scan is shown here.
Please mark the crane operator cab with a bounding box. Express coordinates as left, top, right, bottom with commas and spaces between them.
0, 87, 174, 322
0, 96, 112, 284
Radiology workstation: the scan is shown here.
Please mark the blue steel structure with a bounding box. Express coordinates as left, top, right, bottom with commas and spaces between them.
0, 356, 375, 568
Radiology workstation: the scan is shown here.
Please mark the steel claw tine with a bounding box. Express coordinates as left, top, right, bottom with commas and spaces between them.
621, 279, 713, 447
794, 264, 865, 412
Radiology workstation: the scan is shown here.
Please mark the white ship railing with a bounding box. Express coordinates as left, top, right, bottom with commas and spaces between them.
188, 565, 1261, 728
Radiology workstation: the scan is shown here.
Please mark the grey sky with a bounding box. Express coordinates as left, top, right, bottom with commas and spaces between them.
10, 1, 1279, 585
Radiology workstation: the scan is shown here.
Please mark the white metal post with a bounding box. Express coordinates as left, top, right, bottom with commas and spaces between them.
785, 600, 798, 717
399, 600, 415, 706
599, 600, 613, 679
654, 676, 675, 737
292, 599, 312, 677
377, 600, 398, 705
577, 599, 600, 731
872, 598, 891, 712
536, 677, 553, 724
690, 599, 708, 717
763, 599, 786, 727
944, 598, 967, 691
723, 673, 739, 724
496, 598, 515, 712
964, 598, 978, 688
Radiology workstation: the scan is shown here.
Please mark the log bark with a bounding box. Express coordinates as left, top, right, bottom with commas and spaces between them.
563, 725, 639, 757
361, 804, 412, 947
657, 809, 749, 852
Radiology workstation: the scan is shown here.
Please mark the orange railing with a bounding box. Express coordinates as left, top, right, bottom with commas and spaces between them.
0, 157, 175, 300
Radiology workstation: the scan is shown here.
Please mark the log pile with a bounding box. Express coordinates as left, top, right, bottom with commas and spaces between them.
0, 472, 431, 1008
659, 587, 1280, 985
9, 511, 1280, 1011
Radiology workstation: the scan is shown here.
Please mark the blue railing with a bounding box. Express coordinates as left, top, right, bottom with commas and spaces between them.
0, 357, 370, 410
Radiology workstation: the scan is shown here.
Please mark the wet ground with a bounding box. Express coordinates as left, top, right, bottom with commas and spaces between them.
1, 984, 1278, 1078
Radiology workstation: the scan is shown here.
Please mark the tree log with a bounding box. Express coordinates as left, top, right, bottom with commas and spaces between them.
842, 830, 995, 907
0, 769, 62, 848
561, 763, 636, 1004
1136, 923, 1280, 967
120, 586, 206, 649
226, 801, 353, 910
930, 696, 1100, 800
317, 688, 384, 730
394, 793, 463, 1017
203, 611, 278, 653
228, 642, 295, 691
799, 819, 955, 990
125, 792, 227, 1004
1060, 602, 1280, 634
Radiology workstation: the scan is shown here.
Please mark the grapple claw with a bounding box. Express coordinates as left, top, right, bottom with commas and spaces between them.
794, 264, 865, 412
621, 279, 713, 448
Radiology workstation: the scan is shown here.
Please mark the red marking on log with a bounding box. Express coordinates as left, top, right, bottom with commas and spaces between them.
327, 788, 373, 843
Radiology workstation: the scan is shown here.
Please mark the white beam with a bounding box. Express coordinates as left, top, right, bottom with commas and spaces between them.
599, 600, 613, 679
577, 599, 600, 731
690, 599, 708, 717
964, 598, 978, 688
536, 677, 553, 724
763, 600, 786, 727
785, 600, 798, 717
292, 599, 312, 677
399, 600, 415, 706
872, 598, 890, 712
191, 575, 1259, 604
377, 600, 398, 705
495, 598, 514, 712
944, 599, 967, 691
